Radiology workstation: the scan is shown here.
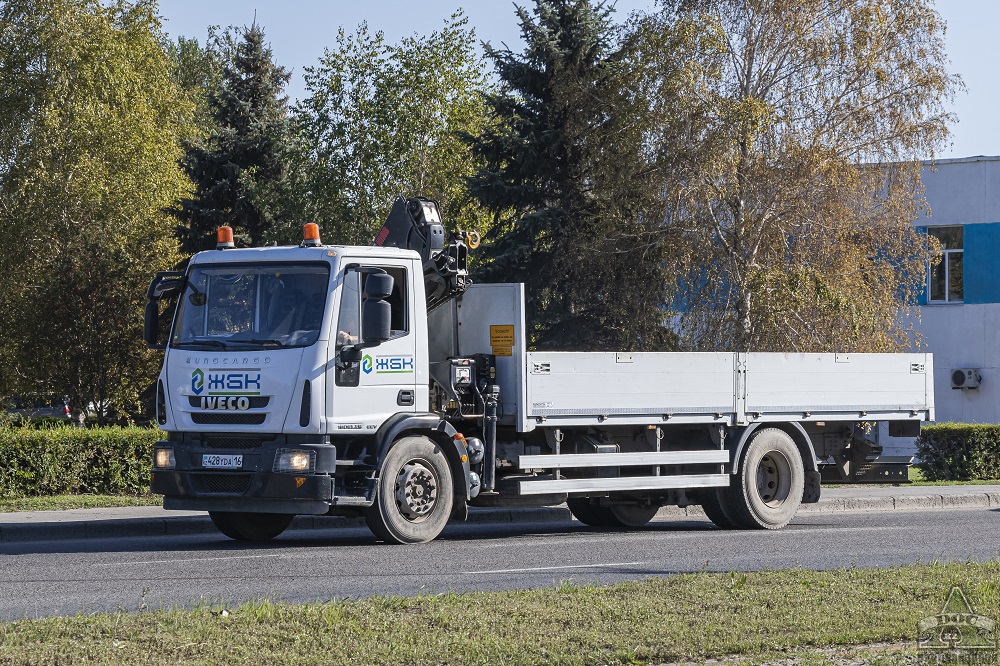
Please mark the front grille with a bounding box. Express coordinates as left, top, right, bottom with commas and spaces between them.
195, 474, 253, 495
191, 413, 266, 425
205, 437, 262, 450
188, 396, 270, 408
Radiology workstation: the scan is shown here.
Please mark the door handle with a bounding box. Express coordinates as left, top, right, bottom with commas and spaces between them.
397, 390, 414, 406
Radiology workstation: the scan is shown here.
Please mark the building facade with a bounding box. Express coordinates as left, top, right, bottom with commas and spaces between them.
883, 155, 1000, 456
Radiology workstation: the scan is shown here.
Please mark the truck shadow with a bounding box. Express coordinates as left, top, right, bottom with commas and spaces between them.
0, 517, 722, 557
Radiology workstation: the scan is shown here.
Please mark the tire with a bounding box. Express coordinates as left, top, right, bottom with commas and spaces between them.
567, 497, 658, 528
567, 497, 619, 527
365, 436, 454, 544
728, 428, 804, 530
209, 511, 294, 541
700, 487, 740, 529
608, 502, 659, 527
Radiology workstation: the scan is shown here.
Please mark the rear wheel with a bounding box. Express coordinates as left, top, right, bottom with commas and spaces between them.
209, 512, 294, 541
567, 497, 618, 527
700, 487, 739, 529
608, 502, 659, 527
729, 428, 804, 530
568, 497, 659, 528
365, 436, 454, 544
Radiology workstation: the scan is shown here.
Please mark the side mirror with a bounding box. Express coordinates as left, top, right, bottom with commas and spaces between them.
147, 271, 185, 300
144, 300, 160, 347
362, 299, 391, 344
365, 272, 393, 300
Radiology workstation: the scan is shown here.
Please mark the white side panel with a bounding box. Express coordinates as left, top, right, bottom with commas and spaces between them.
743, 353, 933, 419
524, 352, 737, 427
454, 284, 527, 429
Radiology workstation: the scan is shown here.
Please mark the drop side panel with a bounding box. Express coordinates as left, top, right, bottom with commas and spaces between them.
524, 352, 738, 427
743, 352, 934, 421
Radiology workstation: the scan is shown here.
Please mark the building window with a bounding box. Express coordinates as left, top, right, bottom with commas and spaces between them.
928, 226, 963, 303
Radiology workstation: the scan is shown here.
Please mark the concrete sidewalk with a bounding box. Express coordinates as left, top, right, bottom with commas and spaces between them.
1, 484, 998, 543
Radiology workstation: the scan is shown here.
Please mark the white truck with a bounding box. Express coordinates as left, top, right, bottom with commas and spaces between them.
145, 197, 934, 544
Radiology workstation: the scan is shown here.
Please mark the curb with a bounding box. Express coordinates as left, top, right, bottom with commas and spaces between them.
0, 492, 996, 544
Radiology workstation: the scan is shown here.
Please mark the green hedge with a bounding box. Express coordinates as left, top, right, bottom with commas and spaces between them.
915, 423, 1000, 481
0, 426, 159, 498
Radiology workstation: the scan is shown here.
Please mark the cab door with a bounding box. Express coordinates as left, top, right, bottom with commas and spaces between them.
327, 261, 418, 433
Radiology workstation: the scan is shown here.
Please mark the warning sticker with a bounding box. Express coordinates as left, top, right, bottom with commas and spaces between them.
489, 325, 515, 347
492, 346, 513, 357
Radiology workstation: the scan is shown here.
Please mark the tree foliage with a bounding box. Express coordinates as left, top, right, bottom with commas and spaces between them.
0, 0, 194, 423
294, 12, 494, 246
467, 0, 680, 351
638, 0, 959, 352
163, 29, 229, 137
176, 23, 292, 252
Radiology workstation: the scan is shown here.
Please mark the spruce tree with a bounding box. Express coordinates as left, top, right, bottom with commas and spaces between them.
177, 23, 291, 252
467, 0, 675, 351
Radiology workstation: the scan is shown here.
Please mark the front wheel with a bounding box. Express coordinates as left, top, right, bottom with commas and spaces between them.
365, 436, 454, 544
209, 511, 294, 541
729, 428, 804, 530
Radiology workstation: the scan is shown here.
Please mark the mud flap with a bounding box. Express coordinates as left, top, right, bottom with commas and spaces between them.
450, 501, 469, 522
802, 470, 822, 503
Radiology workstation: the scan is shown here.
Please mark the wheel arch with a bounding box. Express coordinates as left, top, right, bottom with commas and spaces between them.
730, 422, 818, 474
730, 422, 821, 504
374, 413, 472, 501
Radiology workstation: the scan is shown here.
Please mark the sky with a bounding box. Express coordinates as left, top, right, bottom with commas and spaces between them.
155, 1, 999, 160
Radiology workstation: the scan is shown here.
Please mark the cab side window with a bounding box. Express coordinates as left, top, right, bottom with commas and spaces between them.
334, 265, 409, 388
335, 270, 361, 351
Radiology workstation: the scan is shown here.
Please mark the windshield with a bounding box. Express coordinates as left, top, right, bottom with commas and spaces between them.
170, 263, 331, 350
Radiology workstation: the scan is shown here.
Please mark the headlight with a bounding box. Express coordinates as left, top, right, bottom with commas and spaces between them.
154, 447, 175, 470
274, 449, 315, 474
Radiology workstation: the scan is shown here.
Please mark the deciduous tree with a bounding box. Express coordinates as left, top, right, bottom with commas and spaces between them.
294, 12, 494, 245
638, 0, 959, 352
0, 0, 194, 423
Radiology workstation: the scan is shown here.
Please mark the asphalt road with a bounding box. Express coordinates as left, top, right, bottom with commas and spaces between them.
2, 508, 999, 619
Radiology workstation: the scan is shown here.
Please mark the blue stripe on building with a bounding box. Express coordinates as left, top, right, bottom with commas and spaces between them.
964, 222, 1000, 304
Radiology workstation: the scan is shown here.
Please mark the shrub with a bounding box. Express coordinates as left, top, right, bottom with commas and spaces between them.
0, 426, 160, 497
915, 423, 1000, 481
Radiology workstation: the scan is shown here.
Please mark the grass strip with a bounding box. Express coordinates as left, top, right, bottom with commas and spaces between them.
0, 494, 160, 513
1, 561, 999, 665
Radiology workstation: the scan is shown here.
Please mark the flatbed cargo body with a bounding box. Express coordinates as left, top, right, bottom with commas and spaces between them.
521, 351, 933, 428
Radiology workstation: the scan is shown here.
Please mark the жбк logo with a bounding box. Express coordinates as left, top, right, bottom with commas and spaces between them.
190, 368, 262, 395
362, 355, 414, 375
191, 368, 205, 395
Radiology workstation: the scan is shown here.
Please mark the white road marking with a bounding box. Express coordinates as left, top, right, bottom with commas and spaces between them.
96, 554, 282, 567
462, 561, 644, 575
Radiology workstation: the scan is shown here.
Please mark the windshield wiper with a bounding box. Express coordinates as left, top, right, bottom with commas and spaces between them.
232, 338, 286, 348
174, 339, 228, 350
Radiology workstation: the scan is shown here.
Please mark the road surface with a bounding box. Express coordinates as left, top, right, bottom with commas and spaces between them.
1, 508, 998, 619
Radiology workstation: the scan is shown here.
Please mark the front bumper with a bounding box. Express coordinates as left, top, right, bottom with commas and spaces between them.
150, 433, 338, 515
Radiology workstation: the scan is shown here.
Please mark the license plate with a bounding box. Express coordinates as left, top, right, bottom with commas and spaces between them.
202, 454, 243, 469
